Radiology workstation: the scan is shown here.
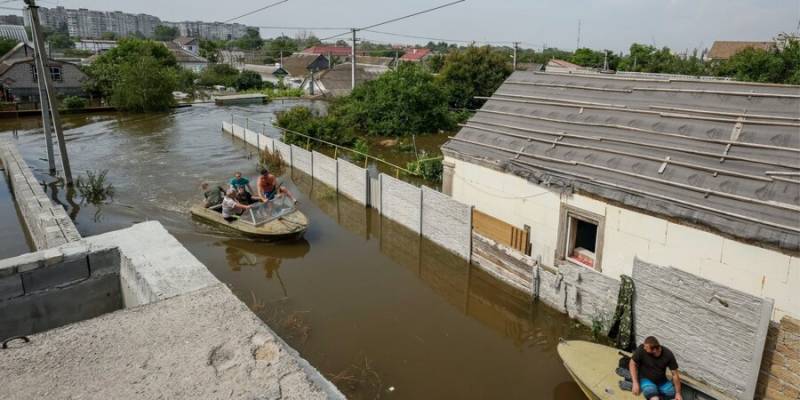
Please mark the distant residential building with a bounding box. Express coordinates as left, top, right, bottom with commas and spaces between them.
24, 6, 251, 40
242, 64, 288, 86
0, 43, 87, 102
163, 42, 208, 72
706, 41, 774, 61
302, 63, 381, 97
281, 53, 329, 87
301, 46, 353, 57
0, 15, 24, 26
0, 25, 28, 43
399, 48, 432, 62
75, 39, 117, 54
173, 37, 198, 55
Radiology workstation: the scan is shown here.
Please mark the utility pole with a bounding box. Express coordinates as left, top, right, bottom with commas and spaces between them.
512, 41, 519, 71
350, 28, 357, 90
576, 19, 581, 49
25, 0, 72, 184
603, 50, 609, 71
24, 11, 54, 172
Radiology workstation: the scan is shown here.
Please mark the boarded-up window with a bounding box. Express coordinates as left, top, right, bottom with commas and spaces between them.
472, 209, 530, 254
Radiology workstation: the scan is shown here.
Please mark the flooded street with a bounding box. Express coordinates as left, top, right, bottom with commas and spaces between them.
0, 102, 592, 399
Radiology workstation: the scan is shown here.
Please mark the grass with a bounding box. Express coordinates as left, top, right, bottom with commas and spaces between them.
328, 355, 384, 400
259, 149, 285, 176
75, 169, 115, 205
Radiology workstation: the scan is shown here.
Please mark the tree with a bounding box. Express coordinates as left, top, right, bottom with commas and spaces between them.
438, 45, 512, 109
0, 37, 18, 57
235, 70, 263, 90
176, 68, 198, 93
153, 25, 179, 41
233, 27, 263, 50
199, 39, 222, 63
197, 63, 240, 87
267, 35, 296, 58
110, 55, 177, 112
714, 40, 800, 84
277, 106, 355, 147
47, 31, 74, 49
333, 63, 454, 136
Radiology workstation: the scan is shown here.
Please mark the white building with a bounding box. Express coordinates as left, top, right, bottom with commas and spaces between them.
441, 71, 800, 323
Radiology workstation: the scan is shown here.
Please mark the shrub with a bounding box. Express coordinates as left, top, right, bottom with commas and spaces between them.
349, 137, 369, 163
110, 56, 177, 112
406, 152, 443, 183
276, 106, 355, 147
235, 70, 263, 91
198, 63, 240, 87
62, 96, 87, 110
76, 170, 115, 205
259, 149, 285, 176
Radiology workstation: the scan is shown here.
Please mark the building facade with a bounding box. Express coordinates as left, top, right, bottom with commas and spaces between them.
0, 43, 87, 102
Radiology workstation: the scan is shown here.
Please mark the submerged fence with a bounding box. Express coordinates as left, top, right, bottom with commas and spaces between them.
223, 117, 473, 260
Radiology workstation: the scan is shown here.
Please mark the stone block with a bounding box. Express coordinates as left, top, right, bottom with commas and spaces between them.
21, 257, 90, 293
0, 274, 23, 300
88, 247, 121, 276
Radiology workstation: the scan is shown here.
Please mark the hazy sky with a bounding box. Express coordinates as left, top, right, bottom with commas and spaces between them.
14, 0, 800, 52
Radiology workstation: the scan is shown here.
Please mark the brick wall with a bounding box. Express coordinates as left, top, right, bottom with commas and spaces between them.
757, 316, 800, 399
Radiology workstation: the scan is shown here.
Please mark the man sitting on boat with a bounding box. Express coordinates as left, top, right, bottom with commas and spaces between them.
222, 188, 252, 222
257, 168, 297, 204
201, 182, 224, 208
630, 336, 682, 400
229, 171, 253, 194
236, 185, 255, 205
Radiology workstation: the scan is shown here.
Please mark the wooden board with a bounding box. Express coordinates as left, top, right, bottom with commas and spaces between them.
472, 209, 529, 254
558, 340, 639, 400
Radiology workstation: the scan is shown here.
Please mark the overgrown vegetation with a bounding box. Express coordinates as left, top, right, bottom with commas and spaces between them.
406, 152, 444, 183
62, 96, 87, 110
328, 355, 384, 400
76, 170, 115, 205
259, 148, 285, 176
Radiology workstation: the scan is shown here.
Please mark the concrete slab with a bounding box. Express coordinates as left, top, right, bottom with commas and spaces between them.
0, 283, 344, 400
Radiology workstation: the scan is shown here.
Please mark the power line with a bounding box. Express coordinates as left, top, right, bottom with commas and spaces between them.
319, 0, 466, 41
254, 25, 350, 31
362, 28, 516, 45
223, 0, 289, 23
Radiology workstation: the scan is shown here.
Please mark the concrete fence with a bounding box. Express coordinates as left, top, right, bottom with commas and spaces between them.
222, 120, 474, 260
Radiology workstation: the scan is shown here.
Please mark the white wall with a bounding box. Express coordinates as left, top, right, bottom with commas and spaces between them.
447, 156, 799, 321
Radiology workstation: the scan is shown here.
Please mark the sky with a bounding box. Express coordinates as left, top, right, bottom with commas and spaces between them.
10, 0, 800, 52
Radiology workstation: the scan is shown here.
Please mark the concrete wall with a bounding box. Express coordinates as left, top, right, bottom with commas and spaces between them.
633, 258, 773, 400
380, 173, 422, 233
0, 142, 81, 250
421, 186, 472, 260
291, 145, 312, 176
338, 159, 367, 205
0, 242, 122, 339
757, 316, 800, 400
312, 151, 337, 189
447, 156, 799, 322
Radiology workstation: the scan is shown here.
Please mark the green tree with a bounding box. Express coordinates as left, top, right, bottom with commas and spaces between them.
267, 35, 297, 58
110, 56, 177, 112
175, 68, 198, 93
197, 63, 240, 87
0, 37, 18, 57
199, 39, 222, 62
571, 48, 604, 67
438, 45, 512, 109
47, 31, 74, 49
426, 53, 445, 73
233, 27, 263, 50
276, 106, 355, 146
153, 25, 179, 41
333, 63, 454, 136
715, 40, 800, 84
235, 70, 263, 90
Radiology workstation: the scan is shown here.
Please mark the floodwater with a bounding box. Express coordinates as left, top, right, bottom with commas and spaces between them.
0, 162, 32, 257
0, 101, 593, 400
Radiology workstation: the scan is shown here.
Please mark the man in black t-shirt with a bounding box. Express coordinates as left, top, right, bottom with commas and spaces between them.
630, 336, 682, 400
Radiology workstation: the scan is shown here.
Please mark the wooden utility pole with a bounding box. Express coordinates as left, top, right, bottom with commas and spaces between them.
350, 28, 357, 89
25, 0, 72, 184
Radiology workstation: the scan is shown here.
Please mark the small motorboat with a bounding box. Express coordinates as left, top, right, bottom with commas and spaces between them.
557, 340, 727, 400
191, 198, 308, 241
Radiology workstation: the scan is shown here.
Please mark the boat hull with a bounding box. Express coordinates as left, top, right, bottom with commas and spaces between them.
190, 205, 308, 241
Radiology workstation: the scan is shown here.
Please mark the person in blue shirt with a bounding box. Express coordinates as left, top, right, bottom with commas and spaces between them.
229, 171, 253, 194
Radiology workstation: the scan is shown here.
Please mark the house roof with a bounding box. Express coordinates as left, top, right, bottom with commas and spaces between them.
356, 56, 394, 67
515, 62, 543, 72
281, 53, 325, 77
163, 42, 208, 64
173, 37, 197, 46
399, 48, 431, 61
243, 63, 288, 77
316, 63, 380, 96
442, 71, 800, 253
707, 41, 774, 60
301, 46, 352, 57
546, 59, 581, 69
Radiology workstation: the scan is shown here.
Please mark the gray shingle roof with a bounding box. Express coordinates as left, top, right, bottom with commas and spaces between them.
442, 71, 800, 252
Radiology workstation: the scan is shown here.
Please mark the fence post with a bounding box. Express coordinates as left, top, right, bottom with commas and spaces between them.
468, 205, 474, 264
365, 168, 370, 206
335, 157, 339, 192
418, 186, 424, 235
230, 114, 234, 136
379, 174, 383, 215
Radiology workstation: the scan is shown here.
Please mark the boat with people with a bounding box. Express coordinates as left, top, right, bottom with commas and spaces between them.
190, 196, 308, 241
557, 340, 729, 400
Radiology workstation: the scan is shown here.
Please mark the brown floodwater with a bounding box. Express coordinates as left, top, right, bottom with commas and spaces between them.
0, 101, 592, 400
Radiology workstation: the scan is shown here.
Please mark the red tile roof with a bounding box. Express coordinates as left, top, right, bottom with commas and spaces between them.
301, 46, 352, 56
399, 48, 431, 61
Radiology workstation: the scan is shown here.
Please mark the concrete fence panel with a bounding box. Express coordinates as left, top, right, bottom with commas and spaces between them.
291, 145, 312, 176
222, 121, 232, 133
312, 151, 337, 189
274, 141, 292, 166
243, 129, 260, 148
421, 186, 472, 260
337, 159, 368, 205
258, 134, 274, 153
632, 258, 773, 400
380, 174, 421, 233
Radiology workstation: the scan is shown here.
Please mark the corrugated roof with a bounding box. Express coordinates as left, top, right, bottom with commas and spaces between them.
442, 71, 800, 252
317, 63, 380, 96
547, 59, 581, 69
356, 56, 394, 67
707, 41, 774, 60
301, 46, 352, 56
173, 37, 197, 46
281, 53, 325, 77
163, 42, 208, 64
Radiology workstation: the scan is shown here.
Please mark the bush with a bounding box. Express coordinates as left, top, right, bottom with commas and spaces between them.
176, 68, 198, 93
438, 45, 512, 109
276, 106, 355, 147
76, 170, 115, 205
406, 152, 443, 183
235, 70, 263, 90
110, 56, 177, 112
198, 63, 240, 87
349, 137, 369, 163
62, 96, 87, 110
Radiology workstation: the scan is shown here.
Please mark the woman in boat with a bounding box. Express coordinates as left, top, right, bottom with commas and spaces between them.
222, 188, 252, 222
257, 168, 297, 204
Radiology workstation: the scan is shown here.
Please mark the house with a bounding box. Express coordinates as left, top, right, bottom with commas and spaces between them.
74, 39, 117, 54
219, 49, 245, 68
545, 58, 594, 74
301, 45, 353, 58
280, 53, 329, 87
301, 63, 380, 97
163, 41, 208, 72
173, 37, 199, 55
355, 55, 395, 73
441, 71, 799, 323
0, 24, 27, 43
706, 41, 774, 61
0, 43, 87, 102
242, 63, 288, 86
399, 47, 432, 62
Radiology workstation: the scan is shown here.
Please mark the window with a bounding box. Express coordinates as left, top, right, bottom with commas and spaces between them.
30, 64, 36, 81
557, 205, 605, 271
49, 66, 62, 82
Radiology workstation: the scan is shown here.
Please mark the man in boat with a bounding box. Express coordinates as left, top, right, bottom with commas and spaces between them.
630, 336, 682, 400
200, 182, 224, 208
257, 168, 297, 204
222, 188, 252, 222
235, 185, 254, 205
229, 171, 253, 194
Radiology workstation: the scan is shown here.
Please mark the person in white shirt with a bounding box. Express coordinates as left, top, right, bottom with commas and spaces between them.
221, 188, 251, 222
